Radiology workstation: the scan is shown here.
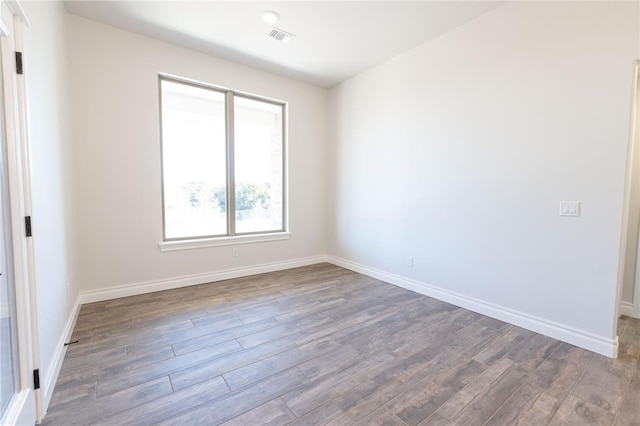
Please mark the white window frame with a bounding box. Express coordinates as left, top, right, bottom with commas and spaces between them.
157, 75, 289, 252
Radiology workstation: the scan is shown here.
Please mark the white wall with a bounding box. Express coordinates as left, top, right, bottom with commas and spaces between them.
67, 15, 328, 296
328, 1, 638, 355
22, 0, 78, 410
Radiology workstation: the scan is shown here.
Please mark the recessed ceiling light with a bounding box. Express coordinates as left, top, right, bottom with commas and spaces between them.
261, 10, 280, 24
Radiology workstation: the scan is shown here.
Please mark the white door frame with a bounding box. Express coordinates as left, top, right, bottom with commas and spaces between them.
621, 62, 640, 320
632, 61, 640, 319
13, 1, 42, 421
0, 0, 40, 424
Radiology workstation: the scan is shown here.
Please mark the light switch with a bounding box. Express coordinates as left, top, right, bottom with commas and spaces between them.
560, 201, 580, 217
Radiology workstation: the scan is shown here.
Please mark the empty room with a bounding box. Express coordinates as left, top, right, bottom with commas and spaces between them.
1, 0, 640, 425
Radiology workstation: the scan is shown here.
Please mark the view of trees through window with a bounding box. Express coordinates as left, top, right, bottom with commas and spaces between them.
160, 78, 285, 240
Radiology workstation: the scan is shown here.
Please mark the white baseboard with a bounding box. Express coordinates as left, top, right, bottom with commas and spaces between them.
41, 295, 81, 415
620, 301, 636, 318
79, 255, 328, 304
327, 255, 618, 358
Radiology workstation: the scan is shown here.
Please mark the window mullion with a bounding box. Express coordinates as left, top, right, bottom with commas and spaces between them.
226, 91, 236, 236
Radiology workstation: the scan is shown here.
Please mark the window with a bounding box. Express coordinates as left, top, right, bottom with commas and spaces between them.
159, 76, 286, 243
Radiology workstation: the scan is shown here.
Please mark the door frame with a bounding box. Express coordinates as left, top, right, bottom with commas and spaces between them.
619, 62, 640, 320
0, 0, 39, 424
632, 61, 640, 319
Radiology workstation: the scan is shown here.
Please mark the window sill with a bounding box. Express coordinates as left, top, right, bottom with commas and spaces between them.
158, 232, 291, 252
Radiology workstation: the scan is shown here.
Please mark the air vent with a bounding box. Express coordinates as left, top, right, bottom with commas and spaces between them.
268, 27, 295, 43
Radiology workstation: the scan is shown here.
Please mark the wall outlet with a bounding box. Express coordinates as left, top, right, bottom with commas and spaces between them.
232, 248, 239, 258
407, 257, 414, 267
66, 282, 70, 298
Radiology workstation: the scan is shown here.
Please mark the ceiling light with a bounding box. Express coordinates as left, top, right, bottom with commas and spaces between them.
261, 10, 280, 24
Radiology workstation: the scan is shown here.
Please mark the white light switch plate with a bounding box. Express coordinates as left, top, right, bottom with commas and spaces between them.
560, 201, 581, 217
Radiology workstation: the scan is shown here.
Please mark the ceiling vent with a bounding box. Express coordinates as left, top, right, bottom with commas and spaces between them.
268, 27, 295, 43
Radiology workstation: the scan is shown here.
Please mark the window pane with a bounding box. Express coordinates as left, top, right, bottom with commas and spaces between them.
161, 80, 227, 239
234, 96, 284, 234
0, 180, 18, 419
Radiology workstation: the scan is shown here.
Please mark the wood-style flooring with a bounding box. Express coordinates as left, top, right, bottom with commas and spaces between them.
43, 263, 640, 425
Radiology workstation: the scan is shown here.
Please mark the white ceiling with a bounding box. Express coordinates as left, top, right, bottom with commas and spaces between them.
64, 1, 506, 88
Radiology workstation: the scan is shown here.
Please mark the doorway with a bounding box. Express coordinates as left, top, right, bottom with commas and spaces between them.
620, 62, 640, 321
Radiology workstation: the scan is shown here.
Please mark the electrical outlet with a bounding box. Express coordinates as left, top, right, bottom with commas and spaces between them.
232, 248, 239, 258
66, 282, 70, 298
407, 257, 414, 267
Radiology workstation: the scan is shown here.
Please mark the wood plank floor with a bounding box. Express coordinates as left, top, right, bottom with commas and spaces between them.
43, 263, 640, 425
